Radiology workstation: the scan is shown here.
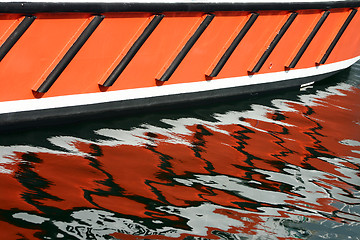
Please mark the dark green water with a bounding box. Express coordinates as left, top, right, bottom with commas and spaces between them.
0, 62, 359, 240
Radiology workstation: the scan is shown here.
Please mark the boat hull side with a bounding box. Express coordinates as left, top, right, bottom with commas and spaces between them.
0, 5, 359, 128
0, 66, 347, 130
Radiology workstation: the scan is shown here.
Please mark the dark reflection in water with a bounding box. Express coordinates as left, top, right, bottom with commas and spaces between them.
1, 63, 360, 240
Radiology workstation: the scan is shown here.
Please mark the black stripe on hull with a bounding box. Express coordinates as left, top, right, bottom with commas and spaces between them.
0, 1, 360, 13
250, 12, 297, 73
157, 14, 214, 82
318, 9, 358, 65
0, 70, 341, 131
208, 12, 259, 78
101, 14, 164, 87
0, 15, 36, 62
35, 15, 104, 93
286, 10, 330, 69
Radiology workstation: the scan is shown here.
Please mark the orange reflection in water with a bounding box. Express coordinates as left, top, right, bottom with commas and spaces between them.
0, 81, 359, 239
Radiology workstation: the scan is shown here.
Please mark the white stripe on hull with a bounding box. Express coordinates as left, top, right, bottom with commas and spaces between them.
0, 56, 359, 115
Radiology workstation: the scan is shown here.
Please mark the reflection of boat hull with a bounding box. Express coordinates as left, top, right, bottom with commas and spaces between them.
0, 1, 360, 128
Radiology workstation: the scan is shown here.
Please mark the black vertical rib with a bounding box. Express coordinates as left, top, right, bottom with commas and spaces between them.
250, 12, 298, 73
157, 14, 215, 82
0, 15, 36, 62
287, 10, 330, 69
101, 14, 164, 87
208, 13, 259, 78
319, 9, 357, 65
35, 15, 104, 93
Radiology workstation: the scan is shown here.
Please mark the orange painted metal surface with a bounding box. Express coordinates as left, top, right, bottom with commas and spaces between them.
113, 12, 204, 88
295, 8, 354, 69
0, 14, 23, 46
49, 13, 154, 95
0, 13, 92, 101
327, 7, 360, 63
268, 10, 325, 72
204, 12, 251, 77
216, 10, 289, 77
0, 8, 359, 102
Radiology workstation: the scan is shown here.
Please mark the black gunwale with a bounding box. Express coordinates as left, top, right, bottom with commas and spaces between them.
0, 1, 360, 13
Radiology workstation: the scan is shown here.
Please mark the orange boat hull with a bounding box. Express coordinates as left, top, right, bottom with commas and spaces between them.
0, 3, 360, 128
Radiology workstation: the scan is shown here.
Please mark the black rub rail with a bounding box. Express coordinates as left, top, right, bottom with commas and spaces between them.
35, 15, 104, 93
0, 15, 36, 62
